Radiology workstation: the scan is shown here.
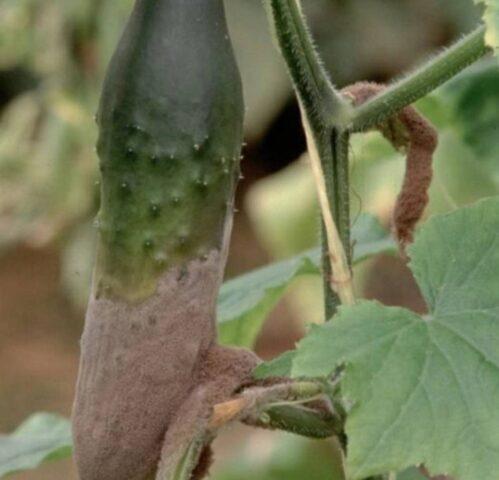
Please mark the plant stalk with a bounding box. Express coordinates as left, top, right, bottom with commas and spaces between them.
266, 0, 351, 121
345, 25, 491, 131
266, 0, 355, 315
302, 117, 354, 307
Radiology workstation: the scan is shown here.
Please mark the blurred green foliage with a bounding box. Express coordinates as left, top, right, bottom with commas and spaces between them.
215, 434, 345, 480
0, 0, 129, 254
0, 413, 71, 477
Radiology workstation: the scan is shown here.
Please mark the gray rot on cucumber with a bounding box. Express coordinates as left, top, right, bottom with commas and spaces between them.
72, 1, 260, 479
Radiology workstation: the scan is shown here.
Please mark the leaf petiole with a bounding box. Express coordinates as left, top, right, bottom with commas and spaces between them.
343, 25, 491, 131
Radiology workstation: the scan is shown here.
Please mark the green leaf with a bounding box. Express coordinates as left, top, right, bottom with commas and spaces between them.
217, 213, 396, 347
217, 248, 319, 347
290, 197, 499, 479
254, 350, 297, 379
474, 0, 499, 51
0, 413, 72, 478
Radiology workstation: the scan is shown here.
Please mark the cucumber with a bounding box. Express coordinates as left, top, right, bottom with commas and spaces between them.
72, 2, 258, 479
95, 0, 244, 300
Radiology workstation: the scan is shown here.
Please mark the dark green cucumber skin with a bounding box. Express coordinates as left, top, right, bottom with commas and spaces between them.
95, 0, 243, 299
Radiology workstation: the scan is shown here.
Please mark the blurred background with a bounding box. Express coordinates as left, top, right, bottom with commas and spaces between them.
1, 0, 498, 478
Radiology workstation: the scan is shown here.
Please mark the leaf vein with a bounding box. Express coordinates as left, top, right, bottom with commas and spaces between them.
434, 321, 499, 370
352, 328, 430, 477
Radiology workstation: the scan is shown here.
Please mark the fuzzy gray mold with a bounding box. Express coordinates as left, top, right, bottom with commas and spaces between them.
72, 251, 258, 480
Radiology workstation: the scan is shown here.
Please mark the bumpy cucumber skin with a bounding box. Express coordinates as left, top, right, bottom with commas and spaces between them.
95, 0, 244, 299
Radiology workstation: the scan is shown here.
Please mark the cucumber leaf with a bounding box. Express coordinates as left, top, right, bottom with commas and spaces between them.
0, 413, 72, 478
285, 197, 499, 479
218, 213, 396, 347
254, 350, 297, 379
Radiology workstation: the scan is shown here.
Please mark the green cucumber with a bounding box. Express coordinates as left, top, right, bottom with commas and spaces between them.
95, 0, 244, 300
72, 2, 257, 480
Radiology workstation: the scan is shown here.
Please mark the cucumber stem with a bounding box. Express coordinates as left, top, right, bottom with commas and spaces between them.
301, 116, 355, 306
266, 0, 351, 122
345, 25, 491, 131
265, 0, 355, 313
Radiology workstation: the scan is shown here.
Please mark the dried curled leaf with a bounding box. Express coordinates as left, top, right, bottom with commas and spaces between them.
342, 82, 438, 251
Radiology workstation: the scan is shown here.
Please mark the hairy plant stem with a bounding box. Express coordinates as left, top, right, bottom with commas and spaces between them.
345, 25, 491, 131
266, 0, 351, 121
302, 117, 355, 307
320, 128, 352, 316
331, 129, 352, 264
266, 0, 355, 313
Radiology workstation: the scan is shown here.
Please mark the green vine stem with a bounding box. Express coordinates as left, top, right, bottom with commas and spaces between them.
302, 117, 355, 306
264, 0, 351, 122
331, 129, 351, 264
345, 25, 491, 131
265, 0, 355, 312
